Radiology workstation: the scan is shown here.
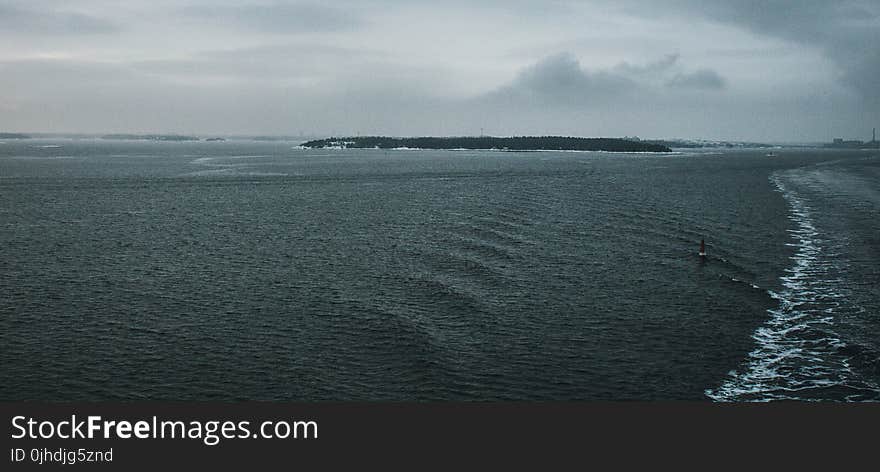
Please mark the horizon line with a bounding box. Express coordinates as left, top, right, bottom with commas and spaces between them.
0, 131, 845, 145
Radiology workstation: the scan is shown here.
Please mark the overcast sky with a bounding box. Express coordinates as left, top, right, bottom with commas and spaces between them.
1, 0, 877, 141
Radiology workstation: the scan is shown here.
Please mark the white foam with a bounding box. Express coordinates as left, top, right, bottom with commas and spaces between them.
190, 154, 269, 165
706, 173, 880, 402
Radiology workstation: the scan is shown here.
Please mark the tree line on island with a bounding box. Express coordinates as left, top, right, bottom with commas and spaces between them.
300, 136, 672, 152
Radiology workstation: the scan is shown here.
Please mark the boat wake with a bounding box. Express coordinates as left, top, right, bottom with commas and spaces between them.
706, 173, 880, 401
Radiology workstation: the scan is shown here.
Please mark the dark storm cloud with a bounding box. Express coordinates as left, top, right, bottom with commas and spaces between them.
0, 4, 117, 35
691, 1, 877, 102
666, 69, 726, 90
183, 2, 362, 33
619, 0, 880, 104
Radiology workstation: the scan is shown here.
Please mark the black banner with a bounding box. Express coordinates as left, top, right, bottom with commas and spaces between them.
2, 402, 878, 469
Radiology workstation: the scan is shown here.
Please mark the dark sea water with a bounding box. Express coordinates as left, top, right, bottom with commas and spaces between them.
1, 139, 878, 401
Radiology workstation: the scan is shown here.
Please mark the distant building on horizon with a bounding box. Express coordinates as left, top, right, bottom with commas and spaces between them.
826, 127, 879, 149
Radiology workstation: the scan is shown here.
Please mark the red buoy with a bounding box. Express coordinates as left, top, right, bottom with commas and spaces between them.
699, 239, 707, 257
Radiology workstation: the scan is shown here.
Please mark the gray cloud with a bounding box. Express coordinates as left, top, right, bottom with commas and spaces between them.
133, 43, 381, 82
0, 59, 135, 91
484, 52, 725, 110
183, 2, 362, 33
617, 0, 880, 104
485, 53, 635, 108
0, 0, 874, 141
0, 4, 116, 35
698, 1, 878, 103
666, 69, 726, 90
614, 53, 680, 76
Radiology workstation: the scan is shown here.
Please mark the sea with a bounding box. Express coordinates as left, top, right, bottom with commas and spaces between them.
1, 139, 878, 401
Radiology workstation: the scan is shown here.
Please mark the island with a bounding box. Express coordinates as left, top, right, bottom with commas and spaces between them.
101, 134, 200, 141
300, 136, 672, 152
0, 132, 31, 139
643, 139, 772, 149
205, 137, 227, 142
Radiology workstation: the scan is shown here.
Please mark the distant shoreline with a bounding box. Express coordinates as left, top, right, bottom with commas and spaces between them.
300, 136, 673, 153
101, 134, 200, 141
